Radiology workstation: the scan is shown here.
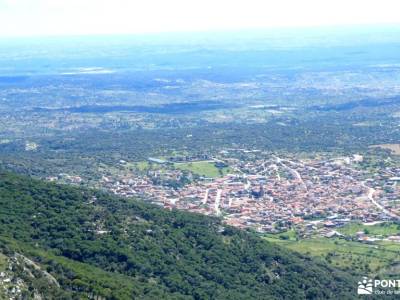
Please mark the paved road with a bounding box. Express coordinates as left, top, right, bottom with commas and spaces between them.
362, 182, 399, 219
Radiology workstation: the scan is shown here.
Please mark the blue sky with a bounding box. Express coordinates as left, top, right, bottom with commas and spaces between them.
0, 0, 399, 37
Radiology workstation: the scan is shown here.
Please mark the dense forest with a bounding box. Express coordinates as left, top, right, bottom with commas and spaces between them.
0, 171, 360, 299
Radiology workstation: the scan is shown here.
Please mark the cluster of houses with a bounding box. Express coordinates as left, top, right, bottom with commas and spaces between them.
100, 152, 399, 237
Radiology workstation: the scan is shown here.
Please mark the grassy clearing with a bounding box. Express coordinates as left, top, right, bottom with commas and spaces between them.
133, 161, 151, 171
174, 161, 230, 178
269, 229, 298, 240
338, 222, 400, 237
264, 235, 400, 275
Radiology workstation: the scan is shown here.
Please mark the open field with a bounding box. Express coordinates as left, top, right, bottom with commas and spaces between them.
133, 161, 151, 171
174, 161, 230, 178
338, 222, 400, 237
264, 234, 400, 275
117, 160, 231, 177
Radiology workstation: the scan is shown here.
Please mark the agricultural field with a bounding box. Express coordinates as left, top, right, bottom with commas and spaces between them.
338, 222, 400, 237
131, 161, 151, 171
264, 234, 400, 275
173, 161, 230, 178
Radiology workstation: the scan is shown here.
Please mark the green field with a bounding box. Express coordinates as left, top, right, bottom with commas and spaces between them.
338, 222, 400, 237
264, 234, 400, 275
133, 161, 151, 171
174, 161, 230, 178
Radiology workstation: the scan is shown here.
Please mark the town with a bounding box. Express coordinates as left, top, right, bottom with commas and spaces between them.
87, 149, 400, 240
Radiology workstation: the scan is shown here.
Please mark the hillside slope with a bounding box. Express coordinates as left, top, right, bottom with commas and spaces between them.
0, 171, 358, 299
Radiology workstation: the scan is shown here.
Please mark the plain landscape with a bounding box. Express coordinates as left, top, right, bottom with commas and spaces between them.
0, 26, 400, 298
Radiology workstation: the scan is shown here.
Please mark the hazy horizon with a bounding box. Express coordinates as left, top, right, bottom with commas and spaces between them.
1, 0, 400, 37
